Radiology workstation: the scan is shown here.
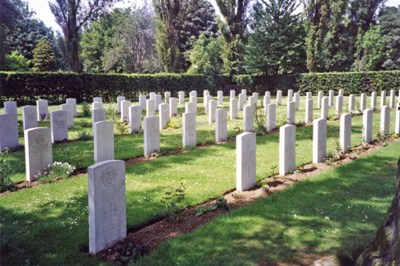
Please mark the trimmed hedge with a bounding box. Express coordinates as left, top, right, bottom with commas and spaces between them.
0, 72, 230, 105
234, 74, 299, 95
298, 71, 400, 95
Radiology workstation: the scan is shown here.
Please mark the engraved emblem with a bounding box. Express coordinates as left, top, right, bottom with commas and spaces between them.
102, 167, 117, 186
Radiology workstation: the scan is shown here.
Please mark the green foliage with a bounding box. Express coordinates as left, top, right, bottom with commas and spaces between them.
245, 0, 306, 75
195, 196, 230, 217
0, 153, 16, 192
35, 161, 76, 184
377, 6, 400, 70
77, 129, 93, 141
4, 51, 30, 71
160, 182, 186, 221
80, 101, 91, 117
32, 40, 56, 72
115, 121, 129, 135
234, 74, 299, 94
115, 242, 144, 264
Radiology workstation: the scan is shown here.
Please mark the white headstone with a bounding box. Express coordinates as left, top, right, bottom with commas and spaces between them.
238, 93, 245, 111
380, 106, 390, 136
266, 104, 276, 132
61, 103, 74, 128
93, 97, 102, 103
305, 99, 313, 124
363, 109, 373, 144
88, 159, 126, 254
336, 95, 343, 115
276, 90, 282, 105
389, 89, 395, 109
294, 92, 300, 110
182, 112, 196, 147
159, 103, 170, 130
94, 121, 114, 163
241, 89, 247, 95
34, 102, 47, 122
149, 92, 156, 101
155, 95, 162, 111
66, 98, 77, 117
129, 106, 141, 133
92, 102, 103, 110
230, 90, 235, 99
395, 103, 400, 135
139, 95, 147, 110
144, 116, 160, 157
287, 89, 293, 102
263, 94, 271, 111
381, 90, 387, 108
179, 91, 185, 105
185, 102, 196, 114
4, 101, 17, 115
360, 93, 366, 111
321, 97, 329, 119
317, 91, 323, 109
313, 118, 327, 163
279, 124, 296, 176
164, 91, 171, 103
92, 108, 106, 128
340, 113, 352, 153
306, 92, 312, 101
243, 105, 254, 132
146, 99, 155, 117
328, 90, 334, 107
22, 105, 38, 130
338, 89, 344, 96
190, 91, 197, 98
230, 98, 238, 120
24, 127, 52, 182
116, 96, 125, 113
287, 101, 296, 124
190, 96, 197, 105
371, 92, 377, 110
50, 110, 68, 143
169, 97, 178, 117
348, 94, 355, 113
217, 90, 223, 106
208, 100, 217, 123
0, 113, 19, 151
236, 132, 256, 191
216, 109, 227, 142
121, 100, 131, 122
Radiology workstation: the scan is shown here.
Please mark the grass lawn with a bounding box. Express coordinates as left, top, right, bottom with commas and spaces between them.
134, 141, 400, 266
0, 95, 398, 265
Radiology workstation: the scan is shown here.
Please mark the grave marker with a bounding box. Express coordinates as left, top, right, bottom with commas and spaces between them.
50, 110, 68, 143
94, 121, 114, 163
279, 124, 296, 176
236, 132, 256, 191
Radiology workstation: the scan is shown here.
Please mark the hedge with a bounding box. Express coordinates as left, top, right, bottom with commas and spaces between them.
234, 74, 299, 95
0, 72, 230, 105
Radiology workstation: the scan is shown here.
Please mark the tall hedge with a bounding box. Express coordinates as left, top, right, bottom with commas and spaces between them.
0, 72, 230, 105
234, 74, 299, 95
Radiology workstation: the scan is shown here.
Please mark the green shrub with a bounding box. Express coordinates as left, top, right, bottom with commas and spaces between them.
36, 162, 76, 183
80, 101, 91, 117
0, 153, 16, 192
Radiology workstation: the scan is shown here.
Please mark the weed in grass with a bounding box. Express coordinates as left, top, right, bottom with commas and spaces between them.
195, 196, 230, 217
106, 103, 118, 122
0, 152, 16, 192
79, 119, 91, 128
254, 105, 266, 136
115, 121, 129, 135
36, 162, 75, 183
81, 101, 91, 117
167, 118, 182, 129
116, 242, 144, 264
77, 129, 93, 140
160, 182, 186, 221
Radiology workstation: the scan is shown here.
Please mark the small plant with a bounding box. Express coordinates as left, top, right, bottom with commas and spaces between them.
0, 153, 16, 192
160, 182, 186, 221
167, 118, 182, 129
36, 161, 76, 183
195, 196, 230, 217
106, 102, 118, 122
77, 129, 93, 141
79, 119, 91, 128
81, 101, 91, 117
115, 242, 144, 264
254, 104, 266, 135
115, 121, 129, 135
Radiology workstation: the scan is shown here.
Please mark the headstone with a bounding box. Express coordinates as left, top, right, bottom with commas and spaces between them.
37, 99, 49, 121
317, 91, 323, 109
321, 97, 329, 119
169, 98, 178, 117
185, 102, 196, 114
144, 116, 160, 157
190, 96, 197, 104
389, 89, 395, 109
265, 91, 271, 97
263, 94, 271, 111
363, 109, 373, 144
159, 103, 170, 130
381, 90, 387, 107
182, 112, 196, 147
395, 103, 400, 135
348, 94, 355, 113
230, 90, 235, 99
164, 91, 171, 103
266, 104, 276, 132
243, 105, 254, 132
149, 92, 156, 101
338, 89, 344, 96
116, 96, 125, 113
236, 132, 256, 191
66, 98, 77, 117
216, 109, 227, 142
230, 98, 238, 120
129, 106, 141, 133
22, 105, 38, 130
217, 90, 223, 106
203, 90, 209, 108
340, 113, 352, 153
4, 101, 17, 115
208, 100, 217, 123
190, 91, 197, 98
360, 93, 366, 111
94, 121, 114, 163
120, 100, 131, 122
88, 159, 126, 254
92, 102, 103, 110
179, 91, 185, 105
286, 101, 296, 124
287, 89, 293, 102
241, 89, 247, 95
24, 127, 52, 182
249, 95, 257, 107
139, 95, 147, 110
336, 95, 343, 115
276, 90, 282, 105
380, 106, 390, 136
205, 95, 212, 113
294, 92, 300, 110
328, 90, 334, 107
92, 108, 106, 128
313, 118, 327, 163
306, 92, 312, 101
238, 93, 245, 111
0, 113, 19, 151
93, 97, 102, 103
146, 99, 155, 117
155, 95, 162, 111
371, 92, 377, 110
279, 124, 296, 176
305, 99, 313, 124
61, 104, 74, 128
50, 110, 68, 143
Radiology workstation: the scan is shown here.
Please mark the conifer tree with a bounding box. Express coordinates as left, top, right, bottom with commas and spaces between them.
32, 39, 56, 72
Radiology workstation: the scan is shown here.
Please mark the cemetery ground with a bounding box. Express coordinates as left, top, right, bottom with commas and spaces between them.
0, 96, 399, 265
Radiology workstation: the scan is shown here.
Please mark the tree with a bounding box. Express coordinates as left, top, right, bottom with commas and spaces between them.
215, 0, 250, 76
356, 159, 400, 265
31, 39, 56, 71
378, 6, 400, 70
0, 0, 21, 69
49, 0, 118, 72
4, 50, 30, 71
354, 25, 386, 70
245, 0, 306, 75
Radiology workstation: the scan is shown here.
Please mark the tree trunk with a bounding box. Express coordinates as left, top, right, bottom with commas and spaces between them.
356, 159, 400, 266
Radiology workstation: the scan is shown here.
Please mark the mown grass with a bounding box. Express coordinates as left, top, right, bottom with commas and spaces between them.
134, 142, 400, 266
0, 95, 398, 265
